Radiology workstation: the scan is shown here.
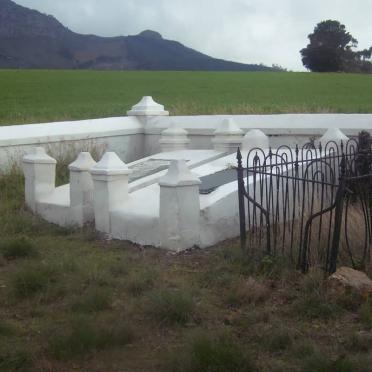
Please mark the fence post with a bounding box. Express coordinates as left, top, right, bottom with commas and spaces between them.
69, 152, 97, 226
23, 147, 57, 212
212, 118, 244, 153
328, 154, 346, 274
159, 160, 201, 252
159, 123, 190, 152
237, 148, 246, 250
90, 152, 132, 234
127, 96, 169, 117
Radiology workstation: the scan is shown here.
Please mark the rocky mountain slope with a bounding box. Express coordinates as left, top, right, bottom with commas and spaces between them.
0, 0, 274, 71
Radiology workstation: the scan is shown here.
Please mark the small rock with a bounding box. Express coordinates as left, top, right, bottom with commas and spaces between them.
328, 267, 372, 297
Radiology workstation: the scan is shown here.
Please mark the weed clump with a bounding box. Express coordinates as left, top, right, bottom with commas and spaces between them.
225, 277, 269, 308
10, 262, 56, 299
302, 353, 355, 372
49, 316, 133, 360
0, 237, 38, 261
349, 331, 372, 352
263, 326, 293, 352
293, 271, 339, 320
295, 292, 338, 319
126, 268, 156, 297
0, 343, 31, 371
171, 331, 254, 372
292, 340, 316, 359
0, 321, 16, 337
70, 287, 112, 313
148, 288, 196, 325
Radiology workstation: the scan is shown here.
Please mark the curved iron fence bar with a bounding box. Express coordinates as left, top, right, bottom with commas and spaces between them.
263, 152, 292, 171
240, 187, 272, 255
303, 159, 336, 184
324, 140, 341, 155
237, 147, 272, 255
277, 145, 294, 152
326, 155, 347, 274
359, 189, 370, 266
302, 142, 316, 151
237, 148, 247, 251
246, 147, 267, 169
246, 148, 267, 239
301, 197, 339, 273
346, 138, 359, 154
343, 195, 356, 268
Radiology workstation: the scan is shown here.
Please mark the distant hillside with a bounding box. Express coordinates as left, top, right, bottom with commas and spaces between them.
0, 0, 276, 71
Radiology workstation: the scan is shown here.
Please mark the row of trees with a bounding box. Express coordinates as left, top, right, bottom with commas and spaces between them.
300, 20, 372, 73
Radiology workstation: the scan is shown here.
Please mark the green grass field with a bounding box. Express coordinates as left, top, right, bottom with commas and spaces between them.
1, 70, 372, 125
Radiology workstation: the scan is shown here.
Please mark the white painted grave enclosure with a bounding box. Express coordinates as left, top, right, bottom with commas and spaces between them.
17, 96, 371, 251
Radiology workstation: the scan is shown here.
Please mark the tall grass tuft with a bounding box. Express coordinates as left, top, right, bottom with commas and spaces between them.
0, 346, 31, 371
262, 326, 293, 352
302, 353, 355, 372
70, 287, 112, 313
225, 277, 269, 308
0, 321, 16, 337
126, 268, 157, 297
49, 316, 133, 360
47, 141, 106, 186
0, 237, 38, 261
170, 331, 255, 372
148, 288, 196, 326
293, 270, 339, 320
10, 262, 57, 299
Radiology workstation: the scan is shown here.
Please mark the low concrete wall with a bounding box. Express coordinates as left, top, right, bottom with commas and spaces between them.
0, 116, 144, 170
144, 114, 372, 154
1, 95, 372, 170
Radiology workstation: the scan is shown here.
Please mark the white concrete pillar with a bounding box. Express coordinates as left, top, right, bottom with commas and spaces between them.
319, 128, 349, 146
68, 152, 97, 225
127, 96, 169, 116
212, 118, 244, 152
90, 152, 132, 234
159, 123, 190, 152
242, 129, 270, 151
23, 147, 56, 212
159, 160, 201, 252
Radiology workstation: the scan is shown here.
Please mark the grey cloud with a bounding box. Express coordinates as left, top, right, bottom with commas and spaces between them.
14, 0, 372, 71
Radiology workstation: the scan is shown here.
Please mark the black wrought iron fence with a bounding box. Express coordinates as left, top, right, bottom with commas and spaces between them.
236, 131, 372, 274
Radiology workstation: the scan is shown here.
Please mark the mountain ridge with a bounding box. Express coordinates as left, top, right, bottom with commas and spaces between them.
0, 0, 276, 71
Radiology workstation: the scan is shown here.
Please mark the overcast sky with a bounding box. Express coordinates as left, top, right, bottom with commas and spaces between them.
14, 0, 372, 71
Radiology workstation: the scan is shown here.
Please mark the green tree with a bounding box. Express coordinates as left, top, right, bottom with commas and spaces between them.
300, 20, 372, 73
300, 20, 362, 72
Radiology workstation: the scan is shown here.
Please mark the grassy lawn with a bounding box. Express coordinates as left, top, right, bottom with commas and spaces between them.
1, 166, 372, 371
0, 70, 372, 125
